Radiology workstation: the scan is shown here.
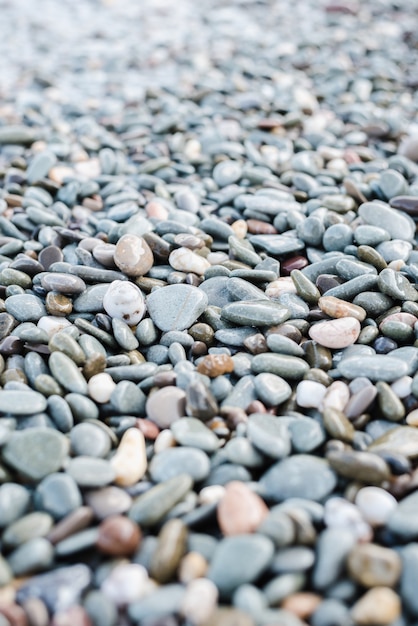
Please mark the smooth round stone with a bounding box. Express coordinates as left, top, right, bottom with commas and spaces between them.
129, 474, 193, 527
103, 280, 146, 326
338, 355, 408, 382
41, 273, 86, 295
247, 413, 291, 460
261, 454, 336, 502
2, 427, 69, 482
71, 284, 109, 313
8, 537, 54, 576
147, 285, 208, 331
312, 528, 356, 590
171, 417, 220, 452
16, 563, 92, 613
387, 490, 418, 539
0, 389, 47, 415
110, 380, 146, 415
369, 425, 418, 459
390, 195, 418, 216
0, 483, 30, 527
217, 481, 269, 536
85, 486, 132, 520
354, 225, 390, 246
309, 317, 361, 349
322, 407, 355, 443
65, 393, 99, 421
359, 201, 415, 241
150, 518, 188, 584
97, 515, 141, 556
146, 386, 186, 428
149, 447, 210, 484
35, 473, 82, 520
169, 248, 211, 275
352, 292, 394, 317
311, 599, 352, 626
49, 332, 86, 366
26, 150, 57, 183
48, 352, 88, 395
67, 457, 115, 488
378, 268, 418, 302
88, 373, 116, 404
114, 234, 154, 277
70, 422, 112, 458
5, 294, 46, 322
271, 547, 315, 574
213, 160, 242, 187
223, 438, 265, 468
296, 380, 327, 409
227, 277, 269, 302
377, 239, 412, 263
379, 169, 409, 200
347, 543, 401, 588
112, 318, 139, 351
254, 372, 292, 406
2, 512, 53, 548
327, 448, 391, 484
351, 587, 401, 626
181, 578, 219, 626
111, 427, 147, 487
252, 353, 309, 380
265, 333, 304, 357
322, 223, 353, 252
199, 277, 233, 308
208, 534, 274, 596
102, 563, 149, 607
375, 381, 405, 422
281, 416, 326, 453
318, 296, 366, 322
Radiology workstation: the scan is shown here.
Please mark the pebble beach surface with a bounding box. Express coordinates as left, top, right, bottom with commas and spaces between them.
2, 0, 418, 624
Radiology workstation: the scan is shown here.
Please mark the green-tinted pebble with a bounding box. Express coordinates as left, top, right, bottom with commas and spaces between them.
129, 474, 193, 527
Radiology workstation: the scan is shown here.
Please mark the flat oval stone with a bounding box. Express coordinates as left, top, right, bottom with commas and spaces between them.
129, 474, 193, 527
41, 273, 86, 295
369, 426, 418, 459
73, 283, 109, 313
260, 455, 337, 502
221, 301, 290, 327
0, 483, 30, 527
338, 355, 409, 382
249, 234, 305, 256
49, 352, 88, 395
0, 390, 47, 415
114, 234, 154, 276
67, 457, 115, 488
247, 413, 291, 459
3, 512, 53, 548
252, 353, 309, 380
85, 486, 132, 520
70, 422, 112, 458
2, 428, 69, 482
355, 487, 397, 527
149, 447, 210, 483
8, 537, 54, 576
318, 296, 366, 322
150, 518, 188, 584
171, 418, 220, 452
146, 386, 186, 428
5, 294, 46, 322
208, 534, 274, 596
351, 588, 401, 626
390, 195, 418, 216
378, 268, 418, 302
359, 201, 415, 241
312, 528, 356, 590
169, 248, 211, 275
309, 317, 361, 349
327, 450, 391, 484
35, 472, 82, 520
254, 373, 292, 406
147, 285, 208, 331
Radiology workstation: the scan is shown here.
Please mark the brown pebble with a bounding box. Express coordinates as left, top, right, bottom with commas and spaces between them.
246, 400, 267, 414
178, 551, 208, 584
347, 543, 401, 588
82, 353, 107, 380
201, 608, 255, 626
243, 333, 268, 354
351, 587, 401, 626
281, 592, 322, 620
217, 481, 269, 536
150, 519, 188, 584
114, 234, 154, 277
22, 598, 49, 626
47, 506, 94, 545
246, 219, 277, 234
281, 255, 308, 275
96, 515, 141, 556
50, 606, 92, 626
196, 354, 234, 377
85, 486, 132, 520
45, 292, 73, 316
135, 418, 160, 440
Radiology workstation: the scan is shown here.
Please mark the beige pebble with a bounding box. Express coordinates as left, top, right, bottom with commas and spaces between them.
347, 543, 402, 588
351, 587, 401, 625
114, 234, 154, 277
49, 165, 76, 184
281, 592, 322, 620
231, 220, 247, 239
146, 200, 169, 220
74, 158, 100, 178
101, 563, 149, 606
406, 409, 418, 426
318, 296, 366, 322
169, 247, 211, 275
321, 380, 350, 412
217, 481, 269, 536
199, 485, 226, 505
387, 259, 405, 271
180, 578, 218, 625
146, 386, 187, 429
111, 428, 147, 487
92, 243, 117, 268
355, 487, 397, 527
380, 312, 417, 328
154, 429, 177, 454
87, 373, 116, 404
178, 552, 208, 584
266, 277, 297, 298
309, 317, 361, 349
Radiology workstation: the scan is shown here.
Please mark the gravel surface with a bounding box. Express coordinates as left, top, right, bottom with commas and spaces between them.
2, 0, 418, 625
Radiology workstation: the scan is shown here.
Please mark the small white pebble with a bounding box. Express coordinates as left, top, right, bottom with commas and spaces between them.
391, 376, 412, 399
101, 563, 149, 606
265, 277, 296, 298
321, 381, 350, 412
198, 485, 226, 505
169, 247, 211, 275
355, 486, 398, 527
324, 497, 373, 541
296, 380, 327, 409
103, 280, 146, 326
180, 578, 218, 625
37, 316, 72, 338
88, 372, 116, 404
154, 429, 176, 454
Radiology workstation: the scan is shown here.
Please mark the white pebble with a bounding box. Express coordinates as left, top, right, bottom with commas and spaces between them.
37, 316, 72, 337
321, 381, 350, 412
88, 373, 116, 404
355, 486, 398, 527
154, 429, 176, 454
169, 247, 211, 275
180, 578, 218, 625
198, 485, 226, 505
101, 563, 149, 606
324, 497, 372, 542
103, 280, 146, 326
391, 376, 412, 399
265, 277, 297, 298
296, 380, 327, 409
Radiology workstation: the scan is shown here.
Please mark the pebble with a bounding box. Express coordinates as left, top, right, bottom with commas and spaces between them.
254, 372, 292, 406
296, 380, 327, 409
247, 413, 291, 459
101, 563, 149, 607
347, 543, 401, 588
221, 300, 290, 327
146, 386, 186, 428
146, 284, 208, 331
338, 355, 409, 382
114, 234, 154, 276
85, 486, 132, 520
149, 446, 210, 483
217, 481, 269, 536
180, 578, 218, 625
35, 472, 82, 520
96, 515, 141, 556
0, 389, 47, 415
150, 518, 188, 583
350, 587, 401, 626
67, 457, 115, 488
102, 280, 146, 326
0, 483, 30, 527
359, 201, 415, 241
309, 317, 361, 349
387, 490, 418, 539
111, 427, 147, 487
129, 474, 193, 527
171, 417, 220, 452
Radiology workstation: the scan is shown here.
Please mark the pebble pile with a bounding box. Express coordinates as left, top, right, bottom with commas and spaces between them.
2, 0, 418, 624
